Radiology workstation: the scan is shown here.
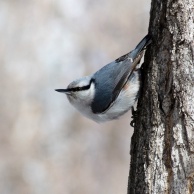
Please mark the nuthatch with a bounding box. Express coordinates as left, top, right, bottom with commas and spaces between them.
56, 35, 151, 122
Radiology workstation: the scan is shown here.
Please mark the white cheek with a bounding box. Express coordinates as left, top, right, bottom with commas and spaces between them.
67, 82, 96, 120
89, 82, 95, 99
79, 82, 95, 102
79, 90, 90, 99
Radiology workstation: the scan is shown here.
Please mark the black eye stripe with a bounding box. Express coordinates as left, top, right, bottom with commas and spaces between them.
70, 85, 90, 92
68, 78, 95, 92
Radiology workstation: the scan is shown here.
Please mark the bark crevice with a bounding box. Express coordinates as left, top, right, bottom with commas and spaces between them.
128, 0, 194, 193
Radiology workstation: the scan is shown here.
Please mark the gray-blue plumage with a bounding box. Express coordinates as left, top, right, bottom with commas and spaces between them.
91, 34, 151, 113
55, 34, 152, 122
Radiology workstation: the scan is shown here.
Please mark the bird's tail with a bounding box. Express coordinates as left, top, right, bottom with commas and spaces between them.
130, 34, 152, 59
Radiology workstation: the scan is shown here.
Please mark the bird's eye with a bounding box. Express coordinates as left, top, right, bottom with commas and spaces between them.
75, 87, 82, 91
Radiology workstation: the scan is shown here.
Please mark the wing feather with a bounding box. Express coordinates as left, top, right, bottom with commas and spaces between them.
91, 34, 151, 113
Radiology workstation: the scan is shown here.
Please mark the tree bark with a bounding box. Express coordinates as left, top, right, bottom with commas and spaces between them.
128, 0, 194, 193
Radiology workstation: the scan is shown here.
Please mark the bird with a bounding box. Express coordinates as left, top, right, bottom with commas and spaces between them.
55, 34, 151, 122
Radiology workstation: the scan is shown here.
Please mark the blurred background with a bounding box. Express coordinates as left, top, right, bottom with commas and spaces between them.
0, 0, 150, 194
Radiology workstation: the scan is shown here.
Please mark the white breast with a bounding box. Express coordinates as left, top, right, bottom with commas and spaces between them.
97, 76, 140, 122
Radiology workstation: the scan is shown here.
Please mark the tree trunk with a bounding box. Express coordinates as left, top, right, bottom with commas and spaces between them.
128, 0, 194, 193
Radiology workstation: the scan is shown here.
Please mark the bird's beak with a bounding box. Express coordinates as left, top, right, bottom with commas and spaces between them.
55, 89, 71, 95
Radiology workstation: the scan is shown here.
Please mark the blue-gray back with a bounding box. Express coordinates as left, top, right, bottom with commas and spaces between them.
91, 34, 151, 113
91, 57, 134, 113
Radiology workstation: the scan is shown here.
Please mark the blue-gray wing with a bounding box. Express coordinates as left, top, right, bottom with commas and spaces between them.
91, 58, 134, 113
91, 34, 151, 113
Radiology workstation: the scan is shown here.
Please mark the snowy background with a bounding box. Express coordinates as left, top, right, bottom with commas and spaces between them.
0, 0, 150, 194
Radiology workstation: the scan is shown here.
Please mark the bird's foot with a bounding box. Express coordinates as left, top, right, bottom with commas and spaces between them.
130, 106, 138, 127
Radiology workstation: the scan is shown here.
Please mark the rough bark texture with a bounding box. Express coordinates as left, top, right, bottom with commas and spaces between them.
128, 0, 194, 193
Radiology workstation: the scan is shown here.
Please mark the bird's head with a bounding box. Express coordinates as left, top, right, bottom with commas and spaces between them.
55, 76, 95, 106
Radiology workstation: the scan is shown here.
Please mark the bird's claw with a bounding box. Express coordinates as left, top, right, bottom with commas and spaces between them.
130, 106, 138, 127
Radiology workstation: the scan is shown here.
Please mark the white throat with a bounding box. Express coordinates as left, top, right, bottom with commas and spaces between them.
67, 81, 96, 118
